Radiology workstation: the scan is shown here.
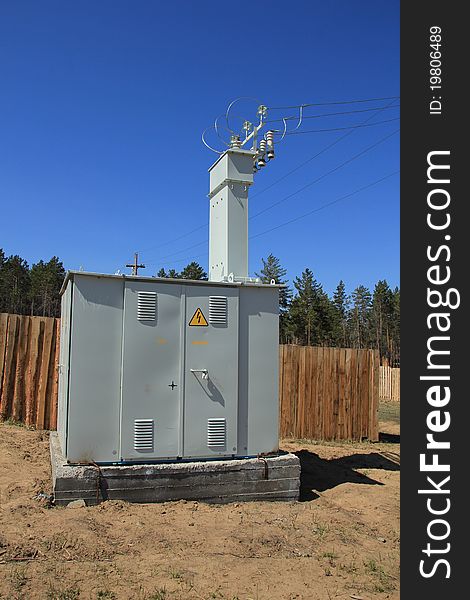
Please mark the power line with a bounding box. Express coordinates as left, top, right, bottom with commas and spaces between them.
148, 171, 399, 268
250, 128, 399, 220
269, 95, 400, 110
249, 170, 399, 240
143, 126, 398, 264
279, 117, 399, 136
147, 252, 207, 270
137, 223, 208, 255
133, 97, 399, 265
265, 104, 400, 124
151, 239, 207, 262
250, 97, 399, 200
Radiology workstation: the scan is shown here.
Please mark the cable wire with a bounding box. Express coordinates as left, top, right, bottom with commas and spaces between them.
137, 223, 208, 255
249, 170, 399, 240
251, 97, 399, 200
148, 171, 399, 269
265, 104, 399, 124
251, 128, 399, 220
151, 239, 208, 262
146, 251, 207, 270
133, 97, 399, 264
142, 125, 398, 264
278, 117, 399, 136
269, 95, 400, 110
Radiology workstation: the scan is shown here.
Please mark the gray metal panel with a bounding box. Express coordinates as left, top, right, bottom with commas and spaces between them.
209, 150, 254, 195
208, 187, 228, 281
183, 285, 239, 458
120, 281, 182, 460
57, 279, 72, 454
66, 275, 123, 463
238, 287, 279, 456
209, 183, 248, 281
226, 183, 248, 279
208, 151, 251, 282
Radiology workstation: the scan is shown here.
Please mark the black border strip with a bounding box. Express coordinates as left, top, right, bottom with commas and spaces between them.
401, 3, 465, 596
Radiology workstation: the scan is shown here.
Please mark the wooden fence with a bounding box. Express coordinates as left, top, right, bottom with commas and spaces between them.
379, 366, 400, 402
0, 313, 60, 429
279, 345, 380, 441
1, 314, 380, 441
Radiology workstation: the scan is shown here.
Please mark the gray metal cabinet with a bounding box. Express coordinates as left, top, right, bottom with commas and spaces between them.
58, 272, 279, 464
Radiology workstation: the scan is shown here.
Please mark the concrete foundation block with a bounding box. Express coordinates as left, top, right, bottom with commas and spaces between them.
50, 432, 300, 506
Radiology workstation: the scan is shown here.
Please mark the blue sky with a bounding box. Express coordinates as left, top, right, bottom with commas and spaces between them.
0, 0, 399, 296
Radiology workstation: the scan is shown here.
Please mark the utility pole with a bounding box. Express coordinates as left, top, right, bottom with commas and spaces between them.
126, 252, 145, 276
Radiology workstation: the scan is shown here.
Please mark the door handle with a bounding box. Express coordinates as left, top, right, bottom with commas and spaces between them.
190, 369, 209, 380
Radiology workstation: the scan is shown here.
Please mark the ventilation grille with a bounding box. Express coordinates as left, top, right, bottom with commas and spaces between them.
207, 418, 226, 448
134, 419, 154, 452
209, 296, 228, 325
137, 291, 157, 322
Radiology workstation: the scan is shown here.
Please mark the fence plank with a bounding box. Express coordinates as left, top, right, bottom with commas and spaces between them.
36, 318, 54, 429
25, 318, 42, 426
324, 347, 332, 440
305, 346, 312, 438
371, 351, 380, 441
12, 316, 30, 421
311, 347, 319, 439
337, 348, 346, 440
379, 366, 401, 401
45, 319, 60, 429
0, 313, 10, 410
300, 347, 307, 438
0, 314, 19, 420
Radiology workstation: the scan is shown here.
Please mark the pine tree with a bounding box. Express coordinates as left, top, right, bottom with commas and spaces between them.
390, 286, 400, 366
255, 254, 292, 342
255, 254, 291, 309
0, 254, 31, 315
180, 261, 207, 280
332, 280, 350, 347
0, 248, 5, 313
370, 280, 394, 362
29, 257, 65, 317
289, 268, 335, 346
349, 285, 372, 348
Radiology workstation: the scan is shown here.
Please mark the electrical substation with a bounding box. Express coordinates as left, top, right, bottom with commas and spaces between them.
51, 101, 301, 504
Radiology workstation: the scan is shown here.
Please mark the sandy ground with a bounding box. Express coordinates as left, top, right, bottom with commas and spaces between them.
0, 403, 400, 600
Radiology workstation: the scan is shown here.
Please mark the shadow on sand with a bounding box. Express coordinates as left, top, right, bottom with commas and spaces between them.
295, 448, 400, 501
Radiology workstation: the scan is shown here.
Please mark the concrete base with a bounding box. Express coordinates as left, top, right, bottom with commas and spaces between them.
50, 433, 300, 506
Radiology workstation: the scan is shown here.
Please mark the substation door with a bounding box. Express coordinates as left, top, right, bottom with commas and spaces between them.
183, 286, 239, 458
120, 281, 183, 460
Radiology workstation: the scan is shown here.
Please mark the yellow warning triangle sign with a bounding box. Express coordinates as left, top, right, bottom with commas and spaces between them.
189, 307, 208, 327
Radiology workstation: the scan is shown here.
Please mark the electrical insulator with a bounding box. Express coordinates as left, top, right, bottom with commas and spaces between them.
258, 139, 267, 167
266, 130, 275, 159
230, 135, 242, 149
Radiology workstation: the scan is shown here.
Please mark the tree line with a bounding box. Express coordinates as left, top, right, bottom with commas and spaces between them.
0, 250, 399, 364
0, 249, 65, 317
255, 254, 400, 366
